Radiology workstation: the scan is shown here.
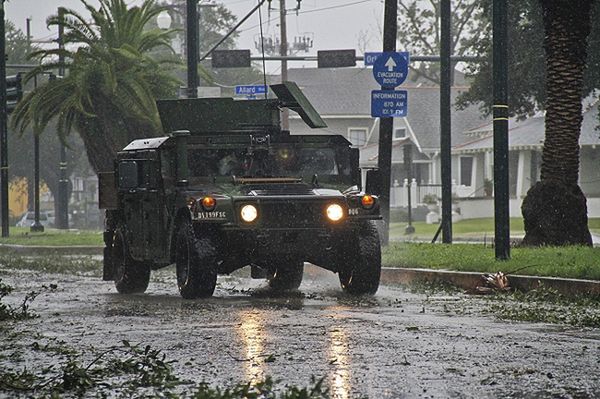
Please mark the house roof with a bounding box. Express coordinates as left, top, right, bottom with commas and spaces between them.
282, 67, 488, 151
359, 137, 432, 165
454, 99, 600, 153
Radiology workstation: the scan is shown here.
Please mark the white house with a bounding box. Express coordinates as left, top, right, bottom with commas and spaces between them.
452, 98, 600, 218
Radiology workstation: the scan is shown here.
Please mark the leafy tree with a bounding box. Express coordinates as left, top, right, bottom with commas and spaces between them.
457, 0, 600, 119
12, 0, 180, 174
396, 0, 486, 84
5, 20, 33, 65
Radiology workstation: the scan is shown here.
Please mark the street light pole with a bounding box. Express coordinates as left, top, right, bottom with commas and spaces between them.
377, 0, 398, 246
0, 0, 9, 237
280, 0, 289, 130
27, 17, 44, 233
186, 0, 199, 98
57, 7, 69, 229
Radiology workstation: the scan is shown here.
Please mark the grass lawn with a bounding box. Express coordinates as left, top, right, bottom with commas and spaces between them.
0, 227, 103, 246
383, 242, 600, 280
390, 218, 525, 240
391, 217, 600, 240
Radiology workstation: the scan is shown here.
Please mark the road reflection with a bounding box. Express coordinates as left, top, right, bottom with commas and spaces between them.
236, 309, 267, 385
328, 324, 351, 399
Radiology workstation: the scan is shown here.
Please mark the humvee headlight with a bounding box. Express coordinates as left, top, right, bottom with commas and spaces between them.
240, 204, 258, 223
361, 194, 375, 209
326, 204, 344, 222
201, 196, 216, 211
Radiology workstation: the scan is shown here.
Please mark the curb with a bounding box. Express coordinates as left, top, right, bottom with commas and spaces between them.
0, 244, 103, 256
381, 267, 600, 298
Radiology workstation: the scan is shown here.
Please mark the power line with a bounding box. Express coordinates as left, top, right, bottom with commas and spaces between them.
239, 0, 377, 33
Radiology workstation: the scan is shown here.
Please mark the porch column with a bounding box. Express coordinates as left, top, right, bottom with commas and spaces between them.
472, 153, 485, 196
516, 150, 532, 198
484, 151, 493, 180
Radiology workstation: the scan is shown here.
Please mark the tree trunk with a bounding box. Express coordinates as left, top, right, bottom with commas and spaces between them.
522, 0, 593, 246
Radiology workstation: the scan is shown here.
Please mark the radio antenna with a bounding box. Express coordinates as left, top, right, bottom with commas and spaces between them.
258, 0, 268, 100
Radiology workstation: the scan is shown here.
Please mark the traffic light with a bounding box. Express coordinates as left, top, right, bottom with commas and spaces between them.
6, 73, 23, 114
212, 50, 251, 68
317, 50, 356, 68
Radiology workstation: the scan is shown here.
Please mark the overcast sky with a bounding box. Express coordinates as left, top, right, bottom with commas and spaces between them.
6, 0, 385, 72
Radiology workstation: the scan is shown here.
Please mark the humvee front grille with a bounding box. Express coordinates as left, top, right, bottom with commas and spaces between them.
238, 201, 328, 228
261, 202, 324, 227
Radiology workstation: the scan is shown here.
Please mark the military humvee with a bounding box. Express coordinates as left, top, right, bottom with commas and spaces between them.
99, 82, 382, 299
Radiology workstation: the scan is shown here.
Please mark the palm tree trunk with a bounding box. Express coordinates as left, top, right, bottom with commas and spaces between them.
522, 0, 593, 246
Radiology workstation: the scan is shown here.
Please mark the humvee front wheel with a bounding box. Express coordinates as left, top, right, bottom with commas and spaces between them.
176, 221, 218, 299
338, 221, 381, 295
112, 227, 151, 294
268, 260, 304, 291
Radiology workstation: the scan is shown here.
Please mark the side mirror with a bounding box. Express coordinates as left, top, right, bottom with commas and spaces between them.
365, 169, 382, 196
118, 161, 139, 189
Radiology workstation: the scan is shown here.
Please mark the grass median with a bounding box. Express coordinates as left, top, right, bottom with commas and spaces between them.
383, 242, 600, 280
0, 228, 103, 246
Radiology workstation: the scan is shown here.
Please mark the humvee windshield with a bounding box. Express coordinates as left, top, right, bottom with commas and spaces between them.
188, 145, 351, 179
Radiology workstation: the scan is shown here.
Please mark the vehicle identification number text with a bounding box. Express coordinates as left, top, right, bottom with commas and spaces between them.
197, 211, 227, 219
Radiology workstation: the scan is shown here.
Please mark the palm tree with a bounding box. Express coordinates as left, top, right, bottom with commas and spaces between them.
12, 0, 179, 174
521, 0, 594, 246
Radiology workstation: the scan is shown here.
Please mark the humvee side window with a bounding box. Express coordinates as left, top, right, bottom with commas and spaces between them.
161, 149, 176, 178
140, 160, 160, 189
118, 161, 139, 189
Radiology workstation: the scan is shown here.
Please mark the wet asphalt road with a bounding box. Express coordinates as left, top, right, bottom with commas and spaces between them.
2, 265, 600, 398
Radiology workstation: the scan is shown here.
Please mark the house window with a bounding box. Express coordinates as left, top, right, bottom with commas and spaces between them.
393, 128, 407, 140
73, 177, 84, 192
460, 156, 474, 186
347, 128, 367, 146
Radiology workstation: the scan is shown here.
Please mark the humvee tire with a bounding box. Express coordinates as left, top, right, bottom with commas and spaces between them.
338, 221, 381, 295
268, 260, 304, 291
112, 227, 151, 294
175, 221, 218, 299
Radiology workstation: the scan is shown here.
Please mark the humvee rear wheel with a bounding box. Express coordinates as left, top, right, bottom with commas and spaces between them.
112, 227, 150, 294
268, 260, 304, 291
176, 221, 218, 299
338, 221, 381, 295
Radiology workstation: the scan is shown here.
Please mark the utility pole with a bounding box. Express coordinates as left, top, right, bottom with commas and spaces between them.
57, 7, 69, 230
377, 0, 397, 246
0, 0, 9, 237
27, 18, 44, 232
440, 0, 452, 243
493, 0, 510, 259
279, 0, 289, 130
186, 0, 199, 98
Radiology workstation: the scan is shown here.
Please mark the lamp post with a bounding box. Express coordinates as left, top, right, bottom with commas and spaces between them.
186, 0, 199, 99
26, 17, 44, 232
404, 143, 415, 235
56, 7, 69, 230
156, 10, 172, 29
0, 0, 9, 237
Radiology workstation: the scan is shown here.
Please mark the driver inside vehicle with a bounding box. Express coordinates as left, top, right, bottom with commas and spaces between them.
218, 152, 245, 175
